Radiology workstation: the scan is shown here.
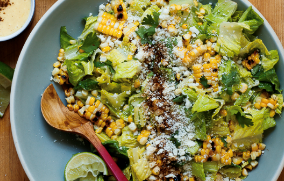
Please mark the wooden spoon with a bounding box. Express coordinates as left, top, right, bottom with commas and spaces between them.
41, 84, 127, 181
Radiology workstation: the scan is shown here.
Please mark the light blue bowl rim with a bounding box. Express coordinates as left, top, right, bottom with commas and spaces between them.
0, 0, 35, 42
10, 0, 284, 180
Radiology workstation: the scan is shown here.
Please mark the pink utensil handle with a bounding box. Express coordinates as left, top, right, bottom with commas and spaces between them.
79, 123, 128, 181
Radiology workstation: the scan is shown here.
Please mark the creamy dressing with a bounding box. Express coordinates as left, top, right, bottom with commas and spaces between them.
0, 0, 31, 37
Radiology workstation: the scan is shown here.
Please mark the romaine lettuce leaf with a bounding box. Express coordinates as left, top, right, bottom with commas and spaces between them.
214, 22, 247, 57
192, 95, 219, 112
252, 65, 281, 93
182, 87, 198, 102
205, 0, 237, 25
230, 11, 244, 22
117, 127, 139, 148
81, 60, 94, 75
169, 0, 194, 5
234, 89, 254, 106
113, 61, 142, 82
203, 162, 219, 174
263, 116, 276, 130
64, 45, 92, 61
239, 39, 270, 57
74, 78, 99, 91
239, 6, 264, 35
65, 60, 86, 86
101, 90, 129, 111
231, 108, 265, 150
219, 166, 241, 178
191, 162, 206, 181
262, 50, 279, 71
209, 118, 230, 137
276, 94, 283, 114
79, 16, 98, 40
107, 49, 128, 67
60, 26, 75, 49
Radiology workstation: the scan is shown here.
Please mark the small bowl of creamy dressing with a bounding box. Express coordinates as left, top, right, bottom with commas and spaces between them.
0, 0, 35, 41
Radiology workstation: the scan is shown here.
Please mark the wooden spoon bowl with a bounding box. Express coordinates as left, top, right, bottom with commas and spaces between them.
41, 84, 127, 181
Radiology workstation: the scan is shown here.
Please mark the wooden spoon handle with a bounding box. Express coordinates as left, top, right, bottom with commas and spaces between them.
74, 122, 128, 181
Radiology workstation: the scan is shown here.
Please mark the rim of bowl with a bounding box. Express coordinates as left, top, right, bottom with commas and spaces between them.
10, 0, 284, 181
0, 0, 36, 42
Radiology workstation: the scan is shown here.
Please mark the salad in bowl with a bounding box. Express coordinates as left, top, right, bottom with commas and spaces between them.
50, 0, 283, 180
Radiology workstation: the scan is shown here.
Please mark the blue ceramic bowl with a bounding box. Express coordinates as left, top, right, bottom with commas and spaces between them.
10, 0, 284, 180
0, 0, 35, 41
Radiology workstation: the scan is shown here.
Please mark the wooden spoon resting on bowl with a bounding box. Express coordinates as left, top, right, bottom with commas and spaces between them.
41, 84, 128, 181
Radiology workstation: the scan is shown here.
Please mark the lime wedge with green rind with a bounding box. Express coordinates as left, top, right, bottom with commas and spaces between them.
0, 61, 14, 89
64, 152, 108, 181
0, 85, 10, 117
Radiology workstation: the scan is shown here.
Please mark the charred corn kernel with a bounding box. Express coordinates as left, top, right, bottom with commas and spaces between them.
85, 111, 92, 120
233, 157, 243, 165
227, 136, 232, 143
261, 98, 269, 104
189, 178, 195, 181
116, 119, 125, 129
67, 104, 74, 111
168, 24, 177, 35
231, 92, 240, 101
204, 53, 211, 61
220, 109, 227, 117
77, 101, 84, 108
128, 116, 133, 122
156, 160, 162, 167
243, 151, 251, 161
53, 61, 61, 68
267, 103, 275, 109
216, 146, 221, 153
251, 143, 258, 151
251, 160, 258, 168
127, 55, 133, 60
96, 127, 103, 134
260, 102, 267, 108
198, 22, 203, 25
134, 79, 140, 88
89, 97, 96, 105
79, 49, 85, 53
152, 166, 160, 175
88, 106, 96, 113
254, 103, 261, 109
66, 96, 75, 104
270, 110, 276, 117
228, 149, 233, 157
106, 127, 114, 137
242, 50, 260, 70
73, 104, 79, 112
176, 73, 181, 81
95, 100, 101, 108
102, 46, 111, 52
182, 24, 188, 29
242, 168, 248, 176
258, 143, 266, 150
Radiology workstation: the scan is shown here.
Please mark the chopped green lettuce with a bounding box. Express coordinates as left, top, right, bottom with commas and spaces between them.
65, 60, 86, 86
203, 162, 219, 174
187, 142, 199, 155
192, 95, 219, 112
107, 49, 128, 67
263, 116, 276, 130
219, 166, 242, 178
113, 60, 141, 82
214, 22, 247, 57
101, 90, 129, 111
234, 90, 254, 106
262, 50, 279, 71
132, 158, 151, 181
79, 16, 98, 40
95, 132, 111, 142
205, 0, 237, 25
169, 0, 194, 6
209, 118, 230, 137
231, 108, 265, 150
129, 0, 150, 16
276, 94, 283, 114
239, 6, 264, 35
74, 78, 99, 91
81, 60, 94, 75
191, 162, 206, 181
60, 26, 75, 49
182, 87, 198, 102
239, 39, 270, 57
117, 127, 139, 148
64, 45, 91, 61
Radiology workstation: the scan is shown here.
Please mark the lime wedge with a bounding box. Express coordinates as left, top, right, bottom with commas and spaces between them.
0, 61, 14, 117
64, 152, 108, 181
0, 61, 14, 89
0, 85, 10, 117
